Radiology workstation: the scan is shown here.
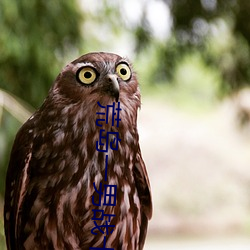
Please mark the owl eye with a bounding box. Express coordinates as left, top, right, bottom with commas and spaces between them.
77, 67, 97, 85
116, 63, 131, 81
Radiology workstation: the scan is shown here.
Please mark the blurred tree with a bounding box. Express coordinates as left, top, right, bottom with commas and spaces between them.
169, 0, 250, 95
0, 0, 82, 108
134, 0, 250, 95
0, 0, 83, 196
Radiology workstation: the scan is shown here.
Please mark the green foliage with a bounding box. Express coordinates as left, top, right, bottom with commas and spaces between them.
207, 21, 250, 95
171, 53, 221, 110
0, 0, 82, 108
134, 0, 250, 96
136, 46, 220, 112
0, 200, 6, 250
170, 0, 250, 93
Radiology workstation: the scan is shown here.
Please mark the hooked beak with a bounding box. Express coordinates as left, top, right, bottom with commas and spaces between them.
107, 74, 119, 102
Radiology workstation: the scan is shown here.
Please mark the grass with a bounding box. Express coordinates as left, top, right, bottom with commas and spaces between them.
0, 199, 6, 250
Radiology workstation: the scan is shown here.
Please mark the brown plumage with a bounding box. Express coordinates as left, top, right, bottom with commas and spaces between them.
4, 52, 152, 249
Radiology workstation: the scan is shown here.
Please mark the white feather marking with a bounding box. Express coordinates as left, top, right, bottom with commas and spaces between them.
123, 185, 131, 210
53, 131, 65, 146
28, 115, 34, 121
10, 189, 14, 198
23, 233, 35, 249
5, 212, 10, 221
92, 235, 105, 248
94, 172, 102, 185
133, 190, 140, 207
72, 62, 95, 73
66, 235, 80, 249
114, 164, 122, 177
15, 149, 32, 238
44, 216, 58, 248
10, 198, 14, 207
83, 215, 94, 231
119, 223, 127, 245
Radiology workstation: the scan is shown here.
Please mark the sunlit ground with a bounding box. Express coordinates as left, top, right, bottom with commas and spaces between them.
138, 96, 250, 249
145, 237, 250, 249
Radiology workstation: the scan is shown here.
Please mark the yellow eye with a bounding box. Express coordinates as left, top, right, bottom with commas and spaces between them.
116, 63, 131, 81
77, 67, 97, 85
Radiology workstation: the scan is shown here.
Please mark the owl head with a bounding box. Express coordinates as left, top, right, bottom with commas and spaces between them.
50, 52, 141, 110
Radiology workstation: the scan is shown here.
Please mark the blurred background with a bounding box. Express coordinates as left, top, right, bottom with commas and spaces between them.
1, 0, 250, 249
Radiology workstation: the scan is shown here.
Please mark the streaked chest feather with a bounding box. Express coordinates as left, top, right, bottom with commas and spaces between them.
23, 165, 141, 249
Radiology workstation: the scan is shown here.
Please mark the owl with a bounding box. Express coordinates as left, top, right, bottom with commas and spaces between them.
4, 52, 152, 250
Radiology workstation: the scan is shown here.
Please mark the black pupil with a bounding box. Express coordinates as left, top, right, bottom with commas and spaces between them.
120, 68, 127, 75
84, 71, 92, 79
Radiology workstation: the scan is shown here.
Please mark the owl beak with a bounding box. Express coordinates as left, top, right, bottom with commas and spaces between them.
107, 74, 119, 102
